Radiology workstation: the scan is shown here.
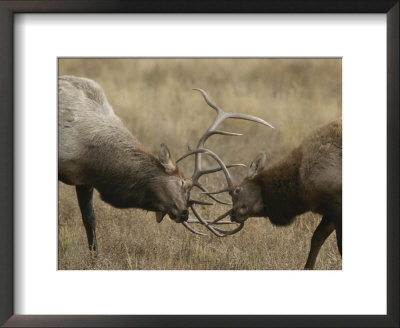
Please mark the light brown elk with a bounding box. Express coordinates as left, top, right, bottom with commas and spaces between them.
58, 76, 194, 251
58, 76, 272, 251
229, 119, 342, 269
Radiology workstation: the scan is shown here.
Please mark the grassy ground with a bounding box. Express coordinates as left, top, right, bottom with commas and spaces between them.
58, 58, 342, 270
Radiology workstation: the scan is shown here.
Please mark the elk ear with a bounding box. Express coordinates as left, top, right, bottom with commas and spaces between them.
159, 144, 176, 174
247, 152, 266, 179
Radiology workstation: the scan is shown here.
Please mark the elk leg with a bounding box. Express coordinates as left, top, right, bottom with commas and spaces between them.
334, 218, 342, 256
76, 185, 98, 252
304, 216, 335, 269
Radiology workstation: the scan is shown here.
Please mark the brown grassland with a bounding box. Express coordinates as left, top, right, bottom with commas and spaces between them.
58, 58, 342, 270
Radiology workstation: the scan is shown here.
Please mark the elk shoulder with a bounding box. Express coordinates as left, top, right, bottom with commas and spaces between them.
299, 118, 342, 214
58, 75, 148, 186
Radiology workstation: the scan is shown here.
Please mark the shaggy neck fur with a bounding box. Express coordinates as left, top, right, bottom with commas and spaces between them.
94, 152, 167, 210
253, 148, 309, 226
81, 127, 170, 210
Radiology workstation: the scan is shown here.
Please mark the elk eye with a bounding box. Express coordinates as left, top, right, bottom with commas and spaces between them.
241, 205, 248, 211
234, 187, 242, 194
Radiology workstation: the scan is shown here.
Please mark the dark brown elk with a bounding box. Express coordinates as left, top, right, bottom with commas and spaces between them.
58, 77, 272, 251
171, 90, 341, 269
229, 119, 342, 269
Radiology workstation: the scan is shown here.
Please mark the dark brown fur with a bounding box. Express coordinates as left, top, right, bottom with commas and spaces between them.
253, 148, 309, 226
230, 119, 342, 269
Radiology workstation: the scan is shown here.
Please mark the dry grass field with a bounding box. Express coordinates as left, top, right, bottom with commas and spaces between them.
58, 58, 342, 270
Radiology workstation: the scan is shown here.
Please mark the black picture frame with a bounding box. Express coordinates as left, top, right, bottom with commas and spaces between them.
0, 1, 398, 327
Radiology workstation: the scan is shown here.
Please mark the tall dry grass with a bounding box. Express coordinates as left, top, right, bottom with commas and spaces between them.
58, 58, 342, 270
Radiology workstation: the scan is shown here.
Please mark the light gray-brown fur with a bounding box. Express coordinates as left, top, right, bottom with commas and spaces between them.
58, 76, 191, 251
59, 76, 148, 183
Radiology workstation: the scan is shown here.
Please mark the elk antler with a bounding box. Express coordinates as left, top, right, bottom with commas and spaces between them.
177, 89, 273, 237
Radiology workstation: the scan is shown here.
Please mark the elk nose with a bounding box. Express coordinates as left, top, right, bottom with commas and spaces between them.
181, 210, 189, 221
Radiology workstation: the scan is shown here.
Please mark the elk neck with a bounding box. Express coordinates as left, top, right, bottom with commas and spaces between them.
253, 147, 309, 226
81, 130, 168, 210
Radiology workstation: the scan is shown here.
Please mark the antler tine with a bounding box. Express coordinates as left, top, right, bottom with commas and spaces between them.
188, 209, 233, 225
187, 210, 245, 235
201, 188, 230, 195
187, 141, 193, 152
211, 209, 233, 224
186, 219, 236, 225
193, 88, 222, 114
182, 221, 207, 236
225, 112, 274, 129
210, 130, 243, 137
188, 199, 213, 206
199, 163, 245, 177
192, 182, 231, 205
212, 222, 245, 235
190, 205, 228, 237
186, 219, 235, 225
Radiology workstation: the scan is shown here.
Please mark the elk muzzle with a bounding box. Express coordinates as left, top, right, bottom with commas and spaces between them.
169, 208, 189, 223
230, 213, 239, 222
230, 209, 248, 223
179, 209, 189, 222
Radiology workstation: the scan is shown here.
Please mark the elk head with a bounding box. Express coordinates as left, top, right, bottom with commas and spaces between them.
154, 144, 192, 223
230, 153, 266, 223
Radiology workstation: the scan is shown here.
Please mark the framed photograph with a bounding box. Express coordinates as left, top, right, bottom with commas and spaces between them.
0, 1, 398, 327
